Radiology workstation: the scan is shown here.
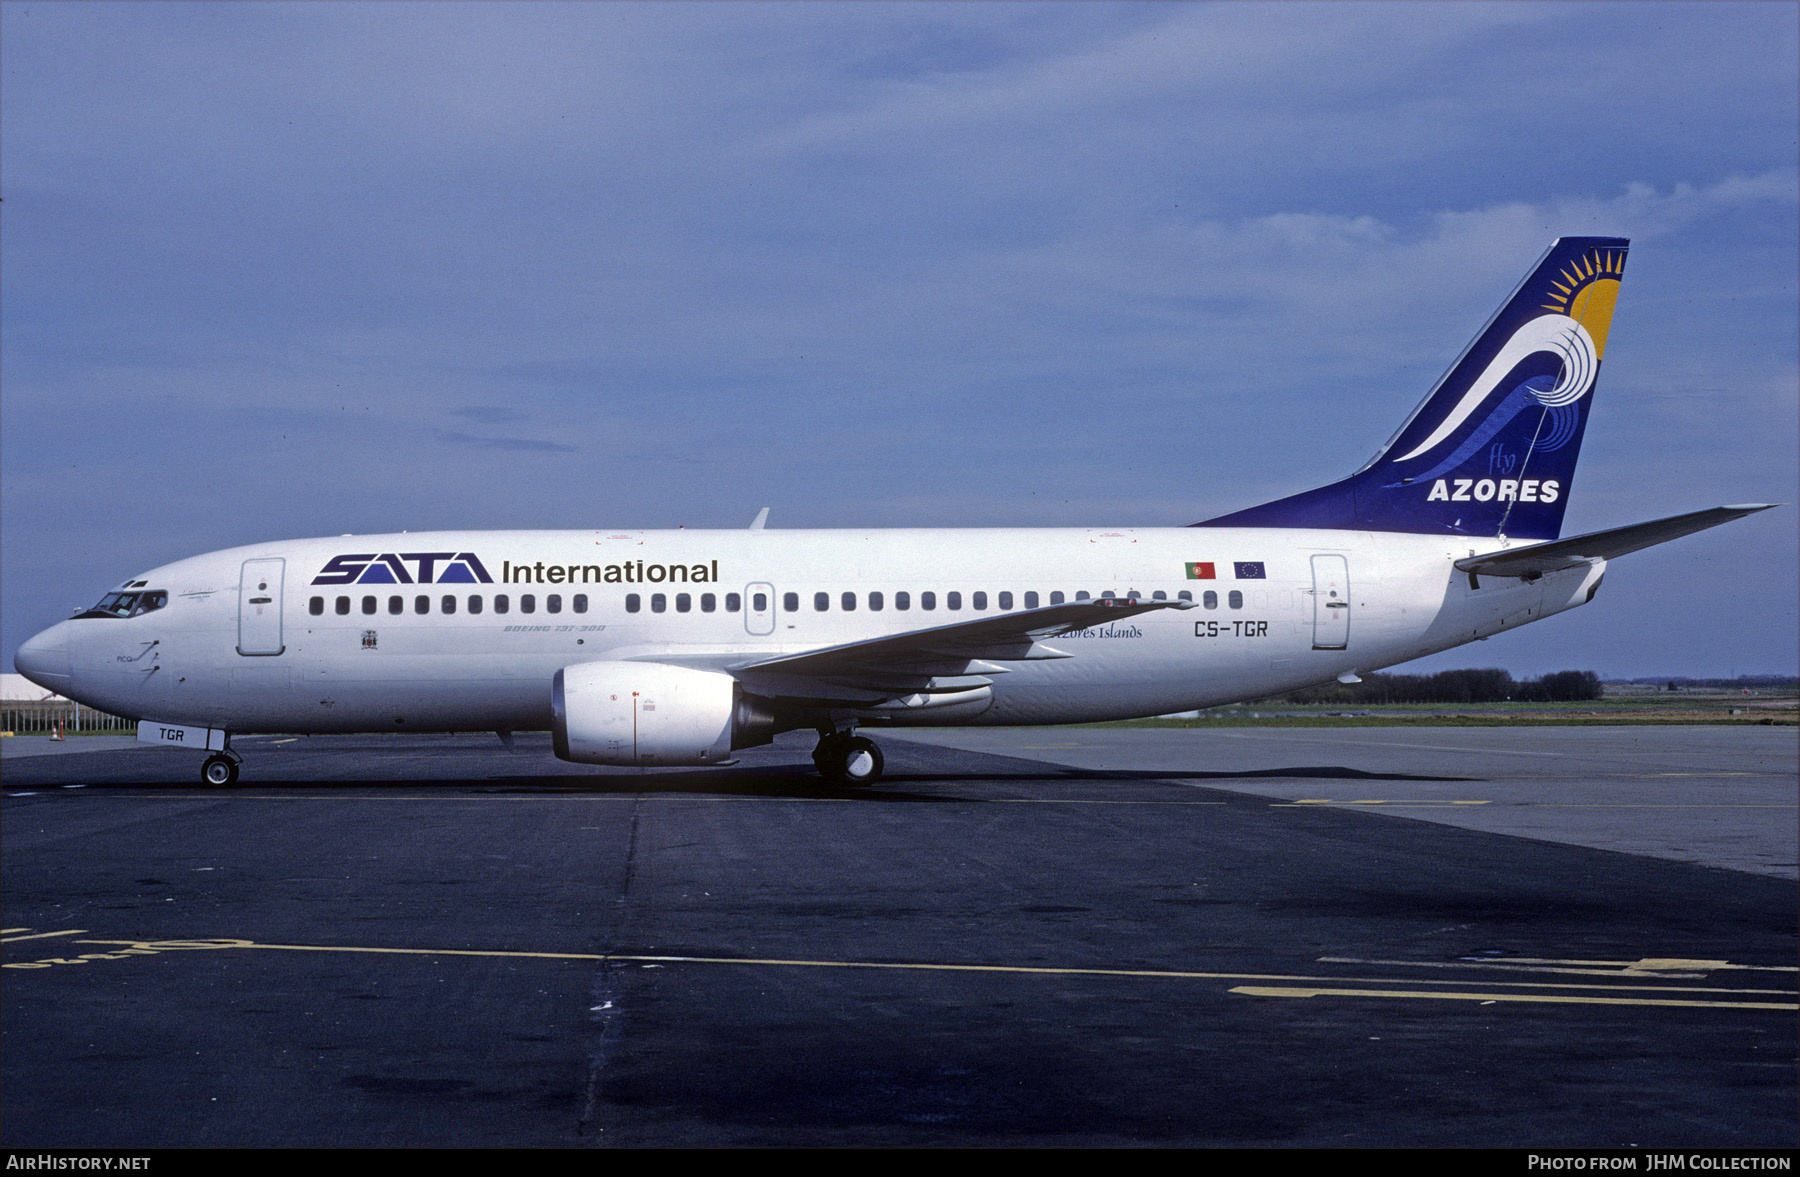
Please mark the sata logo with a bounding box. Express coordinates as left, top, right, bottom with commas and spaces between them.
313, 552, 495, 586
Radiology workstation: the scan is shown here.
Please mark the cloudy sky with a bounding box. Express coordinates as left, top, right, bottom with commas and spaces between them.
3, 2, 1795, 679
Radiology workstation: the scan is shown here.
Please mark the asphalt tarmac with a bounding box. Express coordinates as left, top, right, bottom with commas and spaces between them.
2, 727, 1794, 1148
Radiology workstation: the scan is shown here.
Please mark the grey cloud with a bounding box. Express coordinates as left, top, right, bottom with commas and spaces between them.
439, 431, 579, 453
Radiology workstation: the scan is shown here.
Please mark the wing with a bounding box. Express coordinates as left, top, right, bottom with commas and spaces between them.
727, 597, 1194, 705
1455, 504, 1777, 581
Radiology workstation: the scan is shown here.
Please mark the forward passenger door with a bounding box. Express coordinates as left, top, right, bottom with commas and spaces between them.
238, 558, 286, 656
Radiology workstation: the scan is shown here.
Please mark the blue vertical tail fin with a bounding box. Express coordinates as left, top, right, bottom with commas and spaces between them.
1196, 237, 1629, 540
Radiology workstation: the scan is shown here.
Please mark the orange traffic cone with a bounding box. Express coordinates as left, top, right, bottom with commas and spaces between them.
50, 720, 64, 741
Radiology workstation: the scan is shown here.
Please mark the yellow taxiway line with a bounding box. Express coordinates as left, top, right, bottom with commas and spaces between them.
6, 934, 1788, 1010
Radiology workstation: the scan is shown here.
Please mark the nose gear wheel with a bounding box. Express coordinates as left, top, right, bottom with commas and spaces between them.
201, 753, 240, 786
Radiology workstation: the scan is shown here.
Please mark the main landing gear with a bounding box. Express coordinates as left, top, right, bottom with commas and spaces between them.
812, 729, 884, 786
201, 749, 241, 786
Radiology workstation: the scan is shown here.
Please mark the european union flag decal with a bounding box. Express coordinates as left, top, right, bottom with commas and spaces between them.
1233, 561, 1266, 579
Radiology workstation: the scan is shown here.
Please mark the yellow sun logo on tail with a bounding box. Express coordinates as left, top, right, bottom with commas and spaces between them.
1541, 247, 1627, 359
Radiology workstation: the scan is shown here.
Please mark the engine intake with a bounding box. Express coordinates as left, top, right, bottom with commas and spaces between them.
552, 662, 773, 766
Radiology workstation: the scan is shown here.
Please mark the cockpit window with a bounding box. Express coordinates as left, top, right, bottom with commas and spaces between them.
92, 592, 139, 617
75, 590, 168, 620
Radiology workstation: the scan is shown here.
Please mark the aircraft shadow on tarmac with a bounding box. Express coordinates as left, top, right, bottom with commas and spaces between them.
886, 765, 1477, 784
7, 757, 1476, 800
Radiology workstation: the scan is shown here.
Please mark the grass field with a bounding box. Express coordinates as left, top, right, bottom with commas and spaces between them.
1110, 685, 1797, 728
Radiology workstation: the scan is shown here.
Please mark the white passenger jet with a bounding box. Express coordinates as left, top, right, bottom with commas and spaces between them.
13, 237, 1775, 785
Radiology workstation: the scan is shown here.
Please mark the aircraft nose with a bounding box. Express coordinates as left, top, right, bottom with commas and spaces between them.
15, 624, 72, 691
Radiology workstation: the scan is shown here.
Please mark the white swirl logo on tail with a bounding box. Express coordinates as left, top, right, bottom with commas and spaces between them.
1396, 314, 1598, 461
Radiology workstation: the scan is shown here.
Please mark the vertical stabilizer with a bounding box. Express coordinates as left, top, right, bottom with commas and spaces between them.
1197, 237, 1629, 539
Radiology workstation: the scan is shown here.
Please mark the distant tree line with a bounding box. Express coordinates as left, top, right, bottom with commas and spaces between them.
1618, 675, 1798, 691
1275, 668, 1602, 705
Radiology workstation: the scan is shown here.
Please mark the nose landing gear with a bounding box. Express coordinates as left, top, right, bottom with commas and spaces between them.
201, 750, 241, 786
812, 729, 884, 786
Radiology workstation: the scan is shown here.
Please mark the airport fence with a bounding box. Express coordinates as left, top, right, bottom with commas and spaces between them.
1, 701, 136, 736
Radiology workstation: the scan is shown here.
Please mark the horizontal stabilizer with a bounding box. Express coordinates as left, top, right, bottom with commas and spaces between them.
1455, 504, 1777, 579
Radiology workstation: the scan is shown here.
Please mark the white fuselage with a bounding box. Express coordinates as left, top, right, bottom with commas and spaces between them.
22, 526, 1602, 735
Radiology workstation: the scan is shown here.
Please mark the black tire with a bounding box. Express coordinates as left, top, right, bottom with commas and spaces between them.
201, 755, 239, 786
834, 736, 884, 786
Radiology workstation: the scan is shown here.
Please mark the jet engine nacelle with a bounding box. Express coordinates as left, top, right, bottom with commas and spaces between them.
552, 661, 771, 766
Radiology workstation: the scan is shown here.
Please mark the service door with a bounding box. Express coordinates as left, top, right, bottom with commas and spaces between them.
238, 558, 286, 656
1311, 554, 1350, 650
744, 582, 776, 636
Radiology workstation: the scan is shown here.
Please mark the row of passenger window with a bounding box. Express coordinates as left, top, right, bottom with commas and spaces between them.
309, 593, 589, 617
625, 593, 742, 614
311, 587, 1253, 619
620, 588, 1249, 613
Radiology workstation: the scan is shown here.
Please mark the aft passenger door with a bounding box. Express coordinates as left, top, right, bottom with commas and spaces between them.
744, 582, 776, 636
1310, 554, 1350, 650
238, 558, 286, 656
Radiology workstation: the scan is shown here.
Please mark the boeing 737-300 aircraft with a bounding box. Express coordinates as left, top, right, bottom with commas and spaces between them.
12, 237, 1776, 785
